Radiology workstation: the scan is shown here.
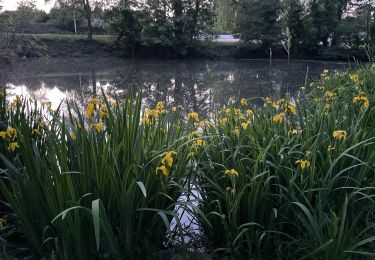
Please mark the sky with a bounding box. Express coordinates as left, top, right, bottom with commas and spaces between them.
2, 0, 55, 12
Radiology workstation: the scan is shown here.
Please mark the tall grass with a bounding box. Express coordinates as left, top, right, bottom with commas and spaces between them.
0, 66, 374, 259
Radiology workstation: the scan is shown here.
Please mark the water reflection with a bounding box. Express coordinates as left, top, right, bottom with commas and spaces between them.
2, 58, 350, 113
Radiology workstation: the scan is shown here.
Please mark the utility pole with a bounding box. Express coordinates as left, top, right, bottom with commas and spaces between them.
73, 11, 77, 34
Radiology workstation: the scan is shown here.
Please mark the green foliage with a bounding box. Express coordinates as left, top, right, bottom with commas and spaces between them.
214, 0, 235, 33
231, 0, 375, 59
31, 10, 50, 23
109, 0, 214, 56
236, 0, 283, 49
48, 0, 107, 39
109, 0, 148, 55
284, 0, 305, 56
0, 1, 48, 61
0, 94, 192, 258
48, 4, 84, 32
2, 0, 375, 59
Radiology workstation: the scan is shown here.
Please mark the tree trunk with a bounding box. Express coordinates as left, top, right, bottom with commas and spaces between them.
83, 0, 93, 40
173, 0, 183, 50
366, 9, 370, 43
191, 0, 200, 44
87, 13, 93, 40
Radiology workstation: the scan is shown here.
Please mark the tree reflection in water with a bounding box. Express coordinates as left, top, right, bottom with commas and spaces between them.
3, 58, 349, 115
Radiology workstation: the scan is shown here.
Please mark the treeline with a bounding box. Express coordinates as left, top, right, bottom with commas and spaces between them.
236, 0, 375, 60
0, 0, 214, 57
0, 0, 375, 60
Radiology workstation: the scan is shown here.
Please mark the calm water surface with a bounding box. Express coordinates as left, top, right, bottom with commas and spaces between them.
2, 58, 351, 113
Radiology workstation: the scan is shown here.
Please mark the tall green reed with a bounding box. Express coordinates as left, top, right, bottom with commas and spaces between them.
0, 92, 192, 259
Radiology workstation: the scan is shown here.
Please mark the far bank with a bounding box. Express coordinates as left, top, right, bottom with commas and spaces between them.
5, 34, 371, 61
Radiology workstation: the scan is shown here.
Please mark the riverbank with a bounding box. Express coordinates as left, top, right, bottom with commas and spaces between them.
10, 34, 370, 61
13, 34, 235, 58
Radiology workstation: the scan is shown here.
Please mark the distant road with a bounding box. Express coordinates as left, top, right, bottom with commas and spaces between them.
214, 35, 240, 43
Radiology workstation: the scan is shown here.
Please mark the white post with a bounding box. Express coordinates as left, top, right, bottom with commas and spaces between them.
73, 11, 77, 34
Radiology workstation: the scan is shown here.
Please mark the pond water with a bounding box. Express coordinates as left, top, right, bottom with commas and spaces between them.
2, 57, 351, 113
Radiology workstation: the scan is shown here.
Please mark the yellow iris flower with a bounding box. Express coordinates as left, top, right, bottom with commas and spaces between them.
295, 160, 310, 170
273, 113, 285, 124
8, 142, 20, 152
225, 169, 239, 177
333, 130, 347, 140
353, 95, 369, 108
90, 122, 104, 133
241, 121, 251, 129
156, 165, 168, 176
188, 112, 199, 121
194, 140, 206, 146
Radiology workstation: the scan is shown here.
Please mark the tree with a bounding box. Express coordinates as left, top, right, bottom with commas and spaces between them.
3, 0, 37, 41
81, 0, 93, 39
13, 0, 37, 33
214, 0, 236, 33
308, 0, 351, 47
32, 10, 51, 23
52, 0, 103, 40
353, 0, 375, 42
167, 0, 215, 54
109, 0, 145, 55
0, 0, 43, 62
111, 0, 214, 56
49, 3, 83, 32
0, 0, 5, 53
184, 0, 215, 46
141, 0, 174, 48
236, 0, 283, 49
284, 0, 305, 56
352, 0, 375, 61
